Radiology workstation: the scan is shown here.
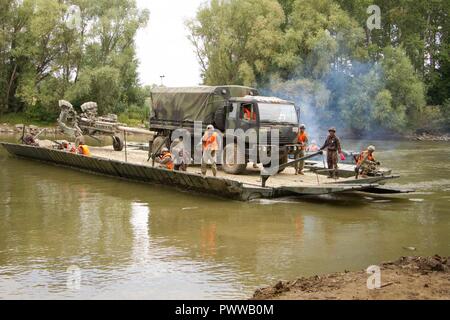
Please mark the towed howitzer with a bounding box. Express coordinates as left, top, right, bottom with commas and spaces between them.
58, 100, 154, 151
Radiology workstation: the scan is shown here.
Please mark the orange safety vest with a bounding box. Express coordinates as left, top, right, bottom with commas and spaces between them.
78, 145, 91, 157
244, 108, 256, 121
357, 150, 374, 165
203, 132, 219, 151
297, 132, 308, 150
161, 152, 174, 170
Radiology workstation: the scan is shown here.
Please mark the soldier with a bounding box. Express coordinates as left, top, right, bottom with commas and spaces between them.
201, 124, 219, 177
77, 142, 91, 157
294, 124, 308, 175
356, 145, 380, 177
320, 127, 343, 179
156, 147, 174, 170
23, 132, 39, 147
171, 137, 190, 172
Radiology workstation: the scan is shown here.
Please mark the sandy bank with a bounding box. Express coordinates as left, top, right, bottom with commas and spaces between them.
252, 255, 450, 300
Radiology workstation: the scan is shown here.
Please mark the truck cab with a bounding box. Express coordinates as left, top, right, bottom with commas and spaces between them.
220, 96, 300, 174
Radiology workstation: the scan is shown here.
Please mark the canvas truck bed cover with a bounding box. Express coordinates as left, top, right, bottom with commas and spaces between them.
150, 86, 258, 123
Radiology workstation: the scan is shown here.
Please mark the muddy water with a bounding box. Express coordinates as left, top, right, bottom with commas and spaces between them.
0, 135, 449, 299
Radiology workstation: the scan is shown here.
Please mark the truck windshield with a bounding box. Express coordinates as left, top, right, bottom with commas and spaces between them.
258, 103, 298, 124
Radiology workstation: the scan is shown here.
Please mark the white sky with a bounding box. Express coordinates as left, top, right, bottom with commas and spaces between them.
135, 0, 204, 87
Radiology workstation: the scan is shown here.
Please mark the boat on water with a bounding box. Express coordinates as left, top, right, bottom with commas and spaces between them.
1, 141, 413, 201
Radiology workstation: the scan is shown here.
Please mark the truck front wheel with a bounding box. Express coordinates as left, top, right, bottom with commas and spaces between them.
222, 143, 247, 175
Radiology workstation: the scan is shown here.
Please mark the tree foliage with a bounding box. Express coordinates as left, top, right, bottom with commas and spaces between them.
186, 0, 287, 87
0, 0, 149, 119
188, 0, 448, 134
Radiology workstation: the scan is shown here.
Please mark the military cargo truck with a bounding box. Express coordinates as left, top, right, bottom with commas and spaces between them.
150, 85, 301, 174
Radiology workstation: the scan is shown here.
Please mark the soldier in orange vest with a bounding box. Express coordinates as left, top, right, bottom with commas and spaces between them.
356, 145, 380, 177
243, 104, 256, 121
294, 124, 309, 175
77, 142, 91, 157
156, 147, 174, 170
201, 125, 219, 177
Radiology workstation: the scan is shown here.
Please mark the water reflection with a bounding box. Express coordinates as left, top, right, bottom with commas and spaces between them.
0, 136, 449, 299
130, 202, 150, 265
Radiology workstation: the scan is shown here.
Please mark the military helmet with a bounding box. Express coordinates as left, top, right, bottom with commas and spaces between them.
328, 127, 336, 132
368, 145, 376, 152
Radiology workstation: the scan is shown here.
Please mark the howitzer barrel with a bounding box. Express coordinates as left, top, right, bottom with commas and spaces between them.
260, 151, 324, 187
117, 126, 155, 136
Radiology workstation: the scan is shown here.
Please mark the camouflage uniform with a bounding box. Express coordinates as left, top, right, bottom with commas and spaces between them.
320, 134, 342, 178
357, 150, 379, 176
171, 140, 190, 172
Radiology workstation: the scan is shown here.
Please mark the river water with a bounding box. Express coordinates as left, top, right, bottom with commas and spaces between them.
0, 134, 449, 299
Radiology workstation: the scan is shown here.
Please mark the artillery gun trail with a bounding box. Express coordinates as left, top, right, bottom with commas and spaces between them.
58, 100, 154, 151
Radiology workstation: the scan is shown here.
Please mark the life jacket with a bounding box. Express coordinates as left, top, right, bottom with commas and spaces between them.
160, 152, 174, 170
357, 150, 374, 165
78, 145, 91, 157
297, 132, 308, 149
244, 108, 256, 121
203, 132, 219, 151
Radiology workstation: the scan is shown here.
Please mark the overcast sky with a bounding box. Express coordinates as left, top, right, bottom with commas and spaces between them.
135, 0, 203, 87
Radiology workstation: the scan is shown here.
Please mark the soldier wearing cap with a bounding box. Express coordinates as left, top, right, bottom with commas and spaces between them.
23, 132, 39, 147
201, 124, 219, 177
356, 145, 380, 177
294, 124, 309, 175
156, 147, 174, 170
320, 127, 343, 179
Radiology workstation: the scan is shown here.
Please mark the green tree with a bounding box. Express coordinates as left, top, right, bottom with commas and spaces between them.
337, 0, 450, 105
0, 0, 149, 120
186, 0, 287, 87
281, 0, 367, 80
381, 46, 426, 127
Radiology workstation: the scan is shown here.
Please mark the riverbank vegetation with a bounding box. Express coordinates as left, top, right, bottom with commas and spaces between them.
0, 0, 149, 123
187, 0, 450, 136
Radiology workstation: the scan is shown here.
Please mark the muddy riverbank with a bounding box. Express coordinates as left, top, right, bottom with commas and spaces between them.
252, 256, 450, 300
